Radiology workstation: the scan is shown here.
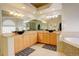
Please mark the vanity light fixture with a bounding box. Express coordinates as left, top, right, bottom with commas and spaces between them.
52, 15, 59, 18
47, 16, 52, 19
46, 15, 59, 19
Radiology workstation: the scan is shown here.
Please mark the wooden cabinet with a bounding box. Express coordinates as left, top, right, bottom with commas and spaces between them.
30, 34, 37, 45
14, 35, 23, 53
14, 31, 37, 54
19, 35, 24, 52
38, 31, 58, 45
38, 32, 44, 43
38, 31, 49, 44
14, 35, 19, 53
14, 31, 57, 54
28, 32, 37, 46
23, 33, 30, 48
43, 32, 49, 44
49, 33, 57, 45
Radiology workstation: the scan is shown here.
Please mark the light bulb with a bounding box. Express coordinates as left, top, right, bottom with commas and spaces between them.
9, 11, 14, 15
22, 7, 26, 9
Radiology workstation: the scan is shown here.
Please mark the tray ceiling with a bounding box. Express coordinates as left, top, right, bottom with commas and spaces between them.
31, 3, 48, 8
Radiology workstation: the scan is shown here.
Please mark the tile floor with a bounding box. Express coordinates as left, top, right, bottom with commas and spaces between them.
15, 47, 35, 56
15, 43, 64, 56
29, 44, 64, 56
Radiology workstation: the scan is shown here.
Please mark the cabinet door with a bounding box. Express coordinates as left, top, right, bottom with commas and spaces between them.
23, 34, 30, 49
38, 32, 44, 43
49, 33, 57, 45
14, 35, 20, 53
19, 35, 24, 51
30, 33, 37, 45
38, 32, 49, 44
14, 35, 24, 53
43, 32, 49, 44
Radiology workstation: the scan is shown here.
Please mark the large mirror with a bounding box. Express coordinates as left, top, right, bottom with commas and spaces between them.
24, 15, 62, 31
25, 20, 47, 31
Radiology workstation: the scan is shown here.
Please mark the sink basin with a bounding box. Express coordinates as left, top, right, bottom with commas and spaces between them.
17, 31, 24, 35
13, 30, 25, 35
48, 30, 56, 32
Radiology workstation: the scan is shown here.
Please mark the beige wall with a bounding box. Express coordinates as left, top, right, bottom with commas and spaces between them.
62, 3, 79, 32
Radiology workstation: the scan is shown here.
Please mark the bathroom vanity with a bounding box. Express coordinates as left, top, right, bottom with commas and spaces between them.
14, 31, 58, 54
14, 31, 37, 53
0, 31, 59, 56
37, 31, 58, 45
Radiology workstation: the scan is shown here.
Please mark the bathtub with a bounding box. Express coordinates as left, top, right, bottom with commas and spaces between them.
63, 37, 79, 48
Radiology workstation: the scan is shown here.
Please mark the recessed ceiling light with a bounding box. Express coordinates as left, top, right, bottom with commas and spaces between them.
14, 13, 18, 16
23, 20, 30, 23
41, 20, 47, 23
22, 7, 26, 9
17, 14, 24, 17
9, 11, 14, 15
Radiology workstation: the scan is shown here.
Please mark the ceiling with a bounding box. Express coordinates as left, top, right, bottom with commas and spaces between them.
31, 3, 48, 8
0, 3, 62, 21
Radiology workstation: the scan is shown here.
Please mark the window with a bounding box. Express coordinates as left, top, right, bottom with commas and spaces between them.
2, 20, 16, 33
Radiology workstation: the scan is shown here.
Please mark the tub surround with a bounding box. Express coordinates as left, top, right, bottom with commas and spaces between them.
58, 32, 79, 56
61, 32, 79, 48
63, 38, 79, 48
58, 41, 79, 56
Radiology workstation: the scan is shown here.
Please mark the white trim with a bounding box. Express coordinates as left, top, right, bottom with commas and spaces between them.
7, 36, 14, 56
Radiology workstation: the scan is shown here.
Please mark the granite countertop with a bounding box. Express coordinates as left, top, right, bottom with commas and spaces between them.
1, 33, 13, 37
